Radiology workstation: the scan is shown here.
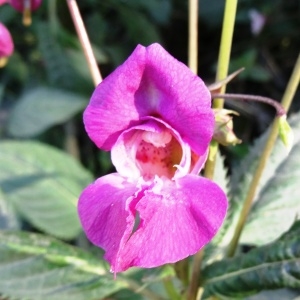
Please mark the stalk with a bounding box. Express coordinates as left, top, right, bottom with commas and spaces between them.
204, 0, 238, 180
66, 0, 102, 86
188, 0, 198, 74
187, 1, 238, 299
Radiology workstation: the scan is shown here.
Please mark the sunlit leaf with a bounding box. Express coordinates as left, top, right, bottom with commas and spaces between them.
0, 230, 127, 300
0, 141, 93, 239
7, 87, 87, 137
0, 189, 20, 230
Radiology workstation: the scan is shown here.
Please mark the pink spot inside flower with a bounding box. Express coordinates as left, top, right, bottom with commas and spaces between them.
135, 129, 182, 180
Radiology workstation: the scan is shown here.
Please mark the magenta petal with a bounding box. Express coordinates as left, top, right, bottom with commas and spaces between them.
114, 175, 227, 271
0, 22, 14, 57
10, 0, 42, 11
84, 43, 213, 155
78, 173, 142, 267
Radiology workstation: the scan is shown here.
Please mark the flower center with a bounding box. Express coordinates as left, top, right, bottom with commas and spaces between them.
135, 129, 182, 180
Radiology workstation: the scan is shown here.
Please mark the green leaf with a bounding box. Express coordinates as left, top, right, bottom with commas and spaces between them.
0, 189, 20, 230
0, 230, 127, 300
7, 87, 87, 137
202, 221, 300, 299
217, 111, 300, 252
240, 112, 300, 245
213, 151, 229, 196
36, 22, 94, 94
0, 141, 93, 239
66, 47, 107, 83
246, 288, 300, 300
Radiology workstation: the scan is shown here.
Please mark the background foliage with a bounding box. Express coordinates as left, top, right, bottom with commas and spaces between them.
0, 0, 299, 299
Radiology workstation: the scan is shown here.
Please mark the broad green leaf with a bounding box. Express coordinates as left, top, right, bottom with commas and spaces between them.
0, 141, 93, 239
246, 288, 300, 300
36, 21, 94, 94
216, 111, 300, 252
7, 87, 87, 137
240, 112, 300, 245
0, 230, 127, 300
66, 47, 107, 82
202, 221, 300, 299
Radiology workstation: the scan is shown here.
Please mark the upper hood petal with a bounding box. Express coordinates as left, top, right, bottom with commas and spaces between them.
84, 43, 213, 155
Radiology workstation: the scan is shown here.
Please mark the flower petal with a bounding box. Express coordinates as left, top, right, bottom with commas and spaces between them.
9, 0, 42, 11
113, 175, 227, 272
78, 173, 143, 267
84, 43, 213, 155
0, 22, 14, 57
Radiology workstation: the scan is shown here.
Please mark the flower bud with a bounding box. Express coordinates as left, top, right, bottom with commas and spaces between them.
213, 109, 242, 146
278, 115, 293, 151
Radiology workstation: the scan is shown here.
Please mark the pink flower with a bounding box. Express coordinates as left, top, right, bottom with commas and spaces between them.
9, 0, 42, 11
9, 0, 42, 26
78, 43, 227, 273
0, 22, 14, 67
249, 9, 266, 36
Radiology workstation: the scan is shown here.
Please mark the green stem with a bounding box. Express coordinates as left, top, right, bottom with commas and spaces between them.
121, 277, 166, 300
163, 278, 182, 300
186, 1, 238, 299
48, 0, 58, 35
174, 260, 189, 287
188, 0, 198, 73
180, 0, 199, 296
227, 53, 300, 257
66, 0, 102, 86
205, 0, 238, 180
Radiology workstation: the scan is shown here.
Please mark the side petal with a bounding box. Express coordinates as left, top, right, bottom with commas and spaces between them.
84, 43, 213, 155
78, 173, 142, 267
84, 45, 146, 151
113, 175, 227, 272
136, 44, 214, 155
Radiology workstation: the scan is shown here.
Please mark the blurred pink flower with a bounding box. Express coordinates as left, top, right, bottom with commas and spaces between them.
249, 9, 266, 36
9, 0, 42, 11
0, 22, 14, 66
9, 0, 42, 25
78, 43, 227, 273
